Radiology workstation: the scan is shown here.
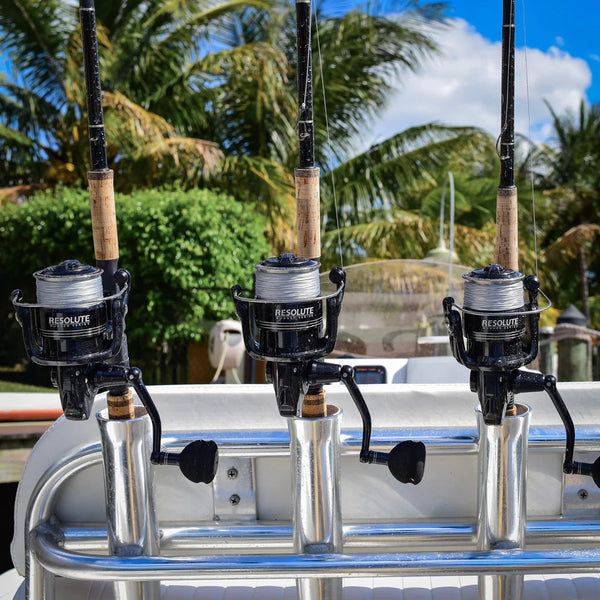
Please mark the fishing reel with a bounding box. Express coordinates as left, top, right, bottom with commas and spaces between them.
444, 263, 600, 487
11, 259, 218, 484
232, 253, 425, 484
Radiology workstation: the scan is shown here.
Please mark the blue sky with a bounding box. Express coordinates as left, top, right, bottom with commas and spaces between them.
448, 0, 600, 102
365, 0, 599, 149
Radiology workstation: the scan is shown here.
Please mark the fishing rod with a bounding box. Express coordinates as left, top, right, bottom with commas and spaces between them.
443, 8, 600, 597
232, 0, 425, 482
495, 0, 518, 270
233, 10, 424, 597
295, 0, 327, 418
79, 0, 131, 417
11, 0, 217, 484
443, 0, 600, 478
443, 7, 600, 599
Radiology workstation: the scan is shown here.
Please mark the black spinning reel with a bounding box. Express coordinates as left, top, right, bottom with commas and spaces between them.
12, 259, 218, 484
444, 263, 600, 487
232, 253, 426, 485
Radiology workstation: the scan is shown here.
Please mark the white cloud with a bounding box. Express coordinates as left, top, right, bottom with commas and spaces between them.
360, 19, 591, 151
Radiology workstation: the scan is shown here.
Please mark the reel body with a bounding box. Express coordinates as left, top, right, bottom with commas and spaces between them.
232, 254, 426, 485
11, 259, 218, 484
232, 257, 344, 364
233, 259, 345, 414
444, 263, 600, 487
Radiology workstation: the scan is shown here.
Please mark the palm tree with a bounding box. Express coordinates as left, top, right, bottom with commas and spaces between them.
0, 1, 463, 233
203, 2, 457, 248
320, 128, 549, 272
0, 0, 254, 187
535, 101, 600, 320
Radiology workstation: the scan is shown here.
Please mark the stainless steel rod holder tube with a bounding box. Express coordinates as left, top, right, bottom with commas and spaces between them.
97, 407, 161, 600
288, 406, 343, 600
477, 403, 530, 600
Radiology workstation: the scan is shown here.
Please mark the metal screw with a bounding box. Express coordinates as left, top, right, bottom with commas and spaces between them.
578, 488, 589, 500
227, 467, 238, 480
229, 494, 241, 506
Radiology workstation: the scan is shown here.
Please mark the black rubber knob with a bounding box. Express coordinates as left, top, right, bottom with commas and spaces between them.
387, 440, 426, 485
592, 457, 600, 489
178, 440, 219, 484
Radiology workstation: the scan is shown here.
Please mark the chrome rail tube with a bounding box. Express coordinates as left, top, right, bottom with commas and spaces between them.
97, 407, 160, 600
22, 424, 600, 599
477, 404, 530, 600
288, 407, 343, 600
60, 519, 600, 554
32, 527, 600, 581
25, 442, 102, 600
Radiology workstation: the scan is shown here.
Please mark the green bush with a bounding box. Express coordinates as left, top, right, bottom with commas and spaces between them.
0, 186, 270, 380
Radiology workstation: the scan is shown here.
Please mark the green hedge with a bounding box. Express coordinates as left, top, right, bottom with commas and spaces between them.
0, 186, 270, 378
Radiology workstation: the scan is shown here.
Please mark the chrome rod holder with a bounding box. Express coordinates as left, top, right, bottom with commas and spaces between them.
288, 406, 343, 600
477, 403, 530, 600
97, 407, 161, 600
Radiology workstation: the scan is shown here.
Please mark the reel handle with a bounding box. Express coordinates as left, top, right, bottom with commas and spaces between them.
310, 363, 426, 485
154, 441, 219, 484
513, 371, 600, 489
127, 369, 218, 484
57, 364, 218, 483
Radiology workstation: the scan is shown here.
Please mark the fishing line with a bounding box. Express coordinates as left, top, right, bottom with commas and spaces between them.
521, 0, 539, 277
35, 271, 104, 306
255, 262, 321, 300
300, 20, 311, 142
312, 0, 344, 268
447, 172, 455, 297
463, 276, 525, 312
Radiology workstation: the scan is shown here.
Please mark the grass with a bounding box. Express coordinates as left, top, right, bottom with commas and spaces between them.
0, 380, 55, 393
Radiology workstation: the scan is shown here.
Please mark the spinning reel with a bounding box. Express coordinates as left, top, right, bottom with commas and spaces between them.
232, 253, 426, 485
444, 263, 600, 486
12, 260, 218, 484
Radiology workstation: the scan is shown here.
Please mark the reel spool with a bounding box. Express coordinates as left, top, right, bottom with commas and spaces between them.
232, 254, 425, 485
11, 259, 128, 367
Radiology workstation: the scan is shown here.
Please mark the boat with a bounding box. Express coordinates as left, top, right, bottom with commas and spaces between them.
3, 0, 600, 599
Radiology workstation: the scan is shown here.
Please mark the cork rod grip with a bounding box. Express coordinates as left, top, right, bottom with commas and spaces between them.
302, 390, 327, 418
494, 186, 518, 271
88, 170, 119, 262
107, 389, 135, 419
295, 167, 320, 261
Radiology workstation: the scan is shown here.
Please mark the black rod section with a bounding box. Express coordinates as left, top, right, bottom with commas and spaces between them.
79, 0, 108, 172
296, 0, 315, 169
499, 0, 515, 188
78, 0, 128, 387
